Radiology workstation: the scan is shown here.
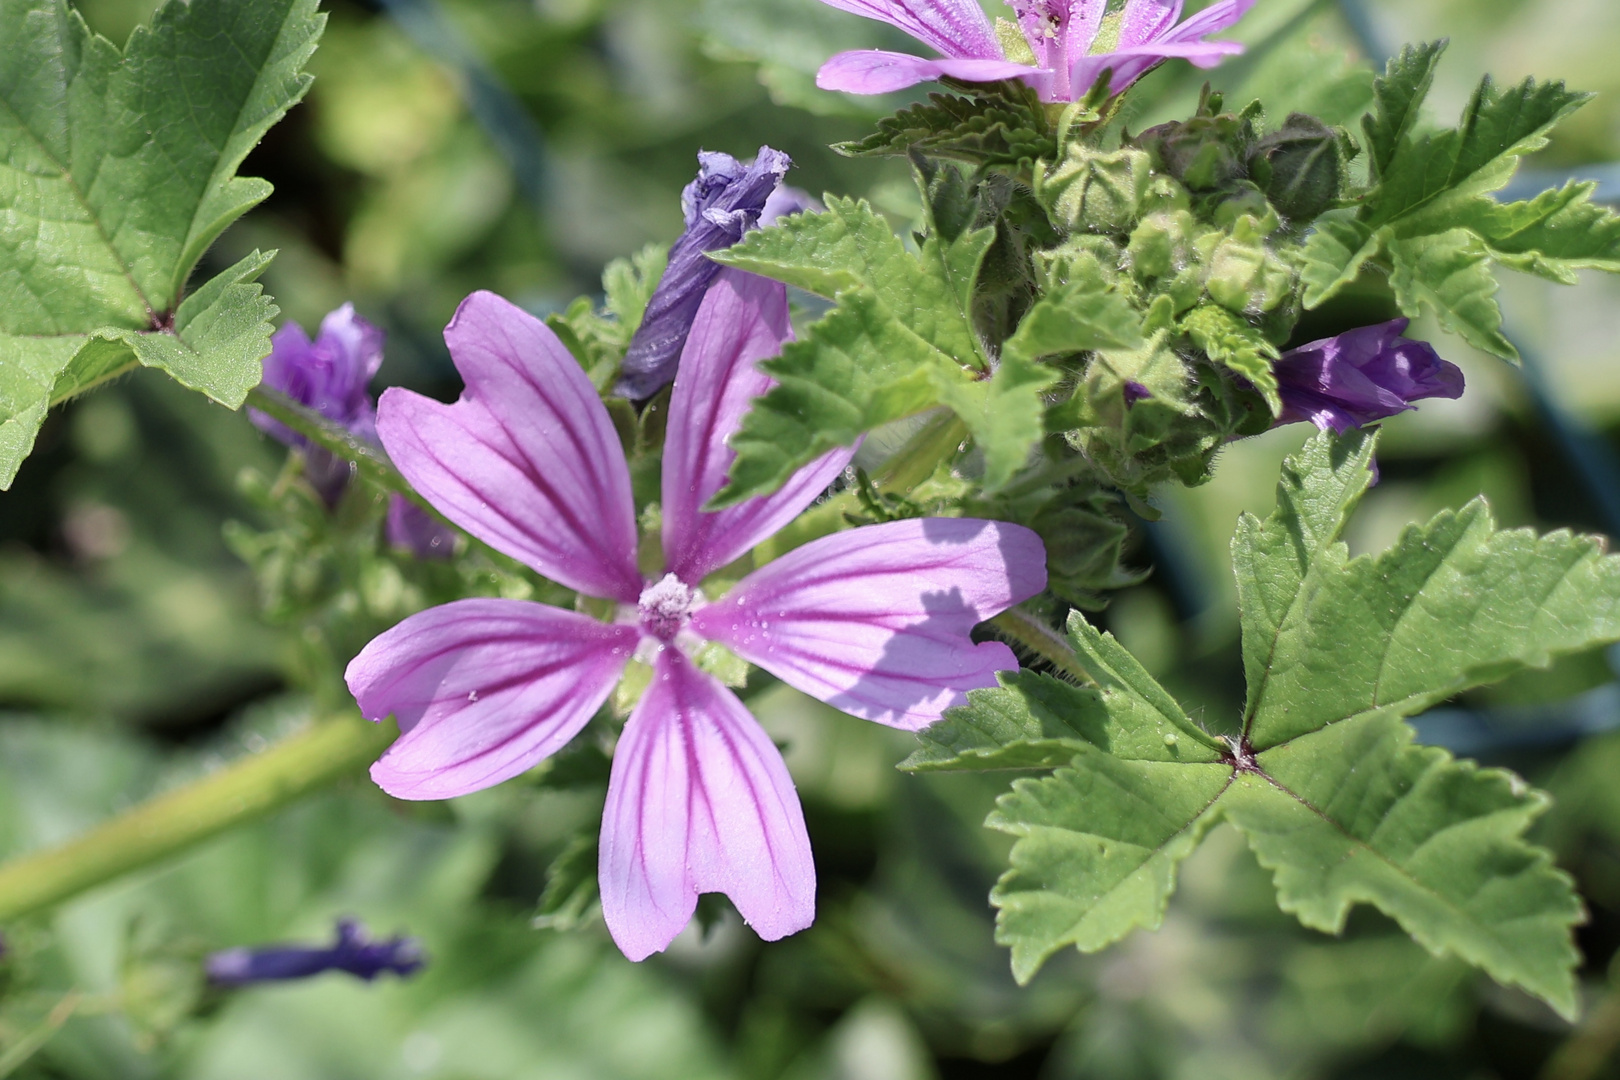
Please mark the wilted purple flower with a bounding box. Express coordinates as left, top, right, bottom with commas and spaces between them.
615, 149, 794, 401
348, 269, 1046, 959
814, 0, 1254, 101
252, 305, 456, 559
1275, 319, 1464, 433
205, 919, 423, 986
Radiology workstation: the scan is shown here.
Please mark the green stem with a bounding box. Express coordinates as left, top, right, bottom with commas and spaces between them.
0, 992, 83, 1079
0, 716, 393, 924
991, 607, 1094, 684
246, 386, 431, 511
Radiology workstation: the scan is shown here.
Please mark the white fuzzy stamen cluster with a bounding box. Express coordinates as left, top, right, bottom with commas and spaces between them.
637, 573, 701, 642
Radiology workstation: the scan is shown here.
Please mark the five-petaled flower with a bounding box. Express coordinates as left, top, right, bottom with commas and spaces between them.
346, 269, 1046, 960
251, 304, 455, 560
813, 0, 1255, 101
1274, 318, 1465, 433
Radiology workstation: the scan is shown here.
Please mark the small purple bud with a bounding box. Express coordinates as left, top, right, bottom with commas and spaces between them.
386, 496, 456, 560
1123, 381, 1153, 407
615, 147, 793, 401
251, 304, 386, 505
1273, 319, 1463, 433
205, 919, 423, 987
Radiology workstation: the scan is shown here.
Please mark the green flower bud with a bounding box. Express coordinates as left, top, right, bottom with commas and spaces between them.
1037, 145, 1153, 234
1248, 113, 1346, 222
1135, 114, 1251, 193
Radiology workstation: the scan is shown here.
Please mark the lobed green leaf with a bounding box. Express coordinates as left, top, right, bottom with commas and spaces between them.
933, 430, 1609, 1013
0, 0, 323, 487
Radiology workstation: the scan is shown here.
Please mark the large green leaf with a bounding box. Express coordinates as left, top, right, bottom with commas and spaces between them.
917, 429, 1619, 1015
1303, 42, 1617, 361
0, 0, 321, 487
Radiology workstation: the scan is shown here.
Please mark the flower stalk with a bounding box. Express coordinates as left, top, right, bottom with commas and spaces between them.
0, 716, 393, 924
990, 606, 1095, 684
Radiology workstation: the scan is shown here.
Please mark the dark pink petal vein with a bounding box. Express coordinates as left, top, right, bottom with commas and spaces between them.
347, 599, 636, 800
377, 291, 643, 603
600, 649, 814, 960
661, 269, 855, 584
692, 518, 1047, 730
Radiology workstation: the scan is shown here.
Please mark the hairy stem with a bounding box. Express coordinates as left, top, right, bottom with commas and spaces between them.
0, 716, 394, 924
247, 387, 429, 509
990, 607, 1095, 684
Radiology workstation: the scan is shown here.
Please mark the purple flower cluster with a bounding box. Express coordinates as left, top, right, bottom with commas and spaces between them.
347, 268, 1045, 959
252, 306, 455, 559
813, 0, 1254, 101
1275, 319, 1465, 433
205, 919, 423, 986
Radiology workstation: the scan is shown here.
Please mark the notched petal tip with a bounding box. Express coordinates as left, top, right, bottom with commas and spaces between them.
599, 652, 815, 960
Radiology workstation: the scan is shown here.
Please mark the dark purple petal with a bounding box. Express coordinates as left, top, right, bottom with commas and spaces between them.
599, 649, 814, 960
1123, 380, 1154, 406
1274, 319, 1465, 432
690, 518, 1047, 730
378, 291, 643, 602
615, 148, 794, 401
816, 50, 1045, 95
206, 919, 423, 986
250, 304, 386, 505
813, 0, 1003, 59
251, 305, 384, 439
660, 270, 856, 584
348, 598, 635, 800
386, 496, 457, 560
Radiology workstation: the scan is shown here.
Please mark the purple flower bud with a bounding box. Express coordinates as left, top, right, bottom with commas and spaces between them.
1274, 319, 1464, 433
614, 147, 793, 401
1123, 381, 1153, 407
251, 304, 385, 504
386, 496, 456, 560
205, 919, 423, 987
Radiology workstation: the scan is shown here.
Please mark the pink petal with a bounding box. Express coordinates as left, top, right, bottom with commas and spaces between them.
1117, 0, 1183, 48
813, 0, 1002, 59
1167, 0, 1255, 39
690, 518, 1047, 730
376, 291, 643, 603
346, 599, 636, 800
599, 649, 814, 960
817, 51, 1045, 95
1059, 0, 1107, 62
661, 269, 855, 584
1073, 39, 1244, 93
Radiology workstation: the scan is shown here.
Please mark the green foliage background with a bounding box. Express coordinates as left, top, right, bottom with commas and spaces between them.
6, 0, 1620, 1077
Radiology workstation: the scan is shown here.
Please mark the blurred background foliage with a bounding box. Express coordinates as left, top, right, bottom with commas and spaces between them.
4, 0, 1620, 1076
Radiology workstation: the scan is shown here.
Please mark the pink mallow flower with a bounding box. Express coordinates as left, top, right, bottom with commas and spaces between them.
345, 269, 1046, 959
815, 0, 1253, 102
